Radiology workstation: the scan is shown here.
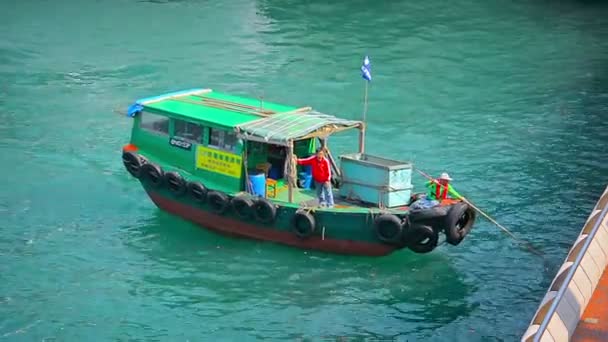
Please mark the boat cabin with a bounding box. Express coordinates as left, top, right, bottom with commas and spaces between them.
126, 88, 413, 209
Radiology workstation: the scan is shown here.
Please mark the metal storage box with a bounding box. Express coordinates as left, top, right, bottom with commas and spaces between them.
338, 153, 413, 208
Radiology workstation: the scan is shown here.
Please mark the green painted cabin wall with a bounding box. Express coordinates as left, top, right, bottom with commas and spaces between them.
130, 109, 245, 193
192, 120, 244, 193
129, 110, 318, 195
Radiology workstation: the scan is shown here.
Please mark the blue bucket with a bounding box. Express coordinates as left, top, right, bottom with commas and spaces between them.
248, 173, 266, 197
298, 172, 312, 189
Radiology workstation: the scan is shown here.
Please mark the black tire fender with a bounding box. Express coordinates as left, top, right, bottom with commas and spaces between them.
253, 198, 277, 224
374, 214, 404, 244
188, 181, 208, 203
164, 171, 186, 196
122, 151, 146, 178
293, 210, 315, 238
405, 224, 439, 254
231, 195, 254, 220
409, 205, 450, 223
207, 191, 230, 214
443, 202, 476, 245
140, 163, 164, 188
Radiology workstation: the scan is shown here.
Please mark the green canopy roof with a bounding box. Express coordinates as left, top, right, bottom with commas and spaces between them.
128, 88, 363, 144
235, 108, 363, 146
138, 88, 298, 128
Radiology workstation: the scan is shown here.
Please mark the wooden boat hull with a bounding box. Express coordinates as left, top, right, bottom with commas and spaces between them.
141, 179, 399, 256
145, 187, 396, 256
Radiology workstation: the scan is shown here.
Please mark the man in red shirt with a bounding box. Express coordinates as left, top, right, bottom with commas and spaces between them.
296, 147, 335, 208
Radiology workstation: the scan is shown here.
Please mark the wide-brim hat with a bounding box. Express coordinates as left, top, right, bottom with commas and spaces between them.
439, 172, 453, 181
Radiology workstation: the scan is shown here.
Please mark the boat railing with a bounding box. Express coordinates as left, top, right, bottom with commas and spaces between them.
521, 185, 608, 341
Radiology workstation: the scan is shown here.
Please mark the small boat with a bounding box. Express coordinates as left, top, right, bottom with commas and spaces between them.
121, 88, 476, 256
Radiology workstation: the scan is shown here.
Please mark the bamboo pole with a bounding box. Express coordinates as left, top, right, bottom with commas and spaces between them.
202, 98, 275, 115
192, 95, 274, 111
142, 88, 212, 106
275, 106, 313, 116
298, 124, 360, 140
173, 97, 265, 116
202, 100, 274, 116
193, 95, 312, 117
183, 96, 276, 116
189, 95, 314, 119
413, 167, 544, 256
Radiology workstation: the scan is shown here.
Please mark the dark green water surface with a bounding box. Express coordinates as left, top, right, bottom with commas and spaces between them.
1, 0, 607, 340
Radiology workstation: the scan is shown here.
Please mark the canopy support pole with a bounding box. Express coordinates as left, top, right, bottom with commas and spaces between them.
242, 140, 252, 194
287, 140, 294, 203
358, 125, 365, 154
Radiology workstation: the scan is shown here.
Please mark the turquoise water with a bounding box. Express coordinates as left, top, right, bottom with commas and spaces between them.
1, 0, 608, 340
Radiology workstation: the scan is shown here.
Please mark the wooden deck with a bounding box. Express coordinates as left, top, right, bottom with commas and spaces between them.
268, 183, 411, 213
270, 185, 370, 211
572, 265, 608, 341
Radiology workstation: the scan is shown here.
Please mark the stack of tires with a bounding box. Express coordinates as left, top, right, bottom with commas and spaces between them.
373, 201, 476, 254
372, 214, 437, 254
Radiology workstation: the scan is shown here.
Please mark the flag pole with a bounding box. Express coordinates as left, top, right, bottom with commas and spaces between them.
363, 81, 369, 123
360, 55, 371, 154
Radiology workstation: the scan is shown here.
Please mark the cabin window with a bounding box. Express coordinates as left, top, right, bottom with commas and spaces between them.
140, 111, 169, 135
173, 119, 202, 143
209, 128, 238, 153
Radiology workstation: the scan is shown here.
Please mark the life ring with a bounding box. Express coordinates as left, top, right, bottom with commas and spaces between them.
122, 151, 146, 178
443, 202, 476, 245
164, 171, 186, 196
188, 181, 208, 203
293, 210, 315, 238
374, 214, 404, 244
207, 191, 230, 214
253, 198, 277, 224
231, 195, 254, 219
140, 163, 164, 187
405, 224, 439, 254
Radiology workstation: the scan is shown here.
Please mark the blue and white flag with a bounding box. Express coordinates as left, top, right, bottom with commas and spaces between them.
361, 55, 371, 81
